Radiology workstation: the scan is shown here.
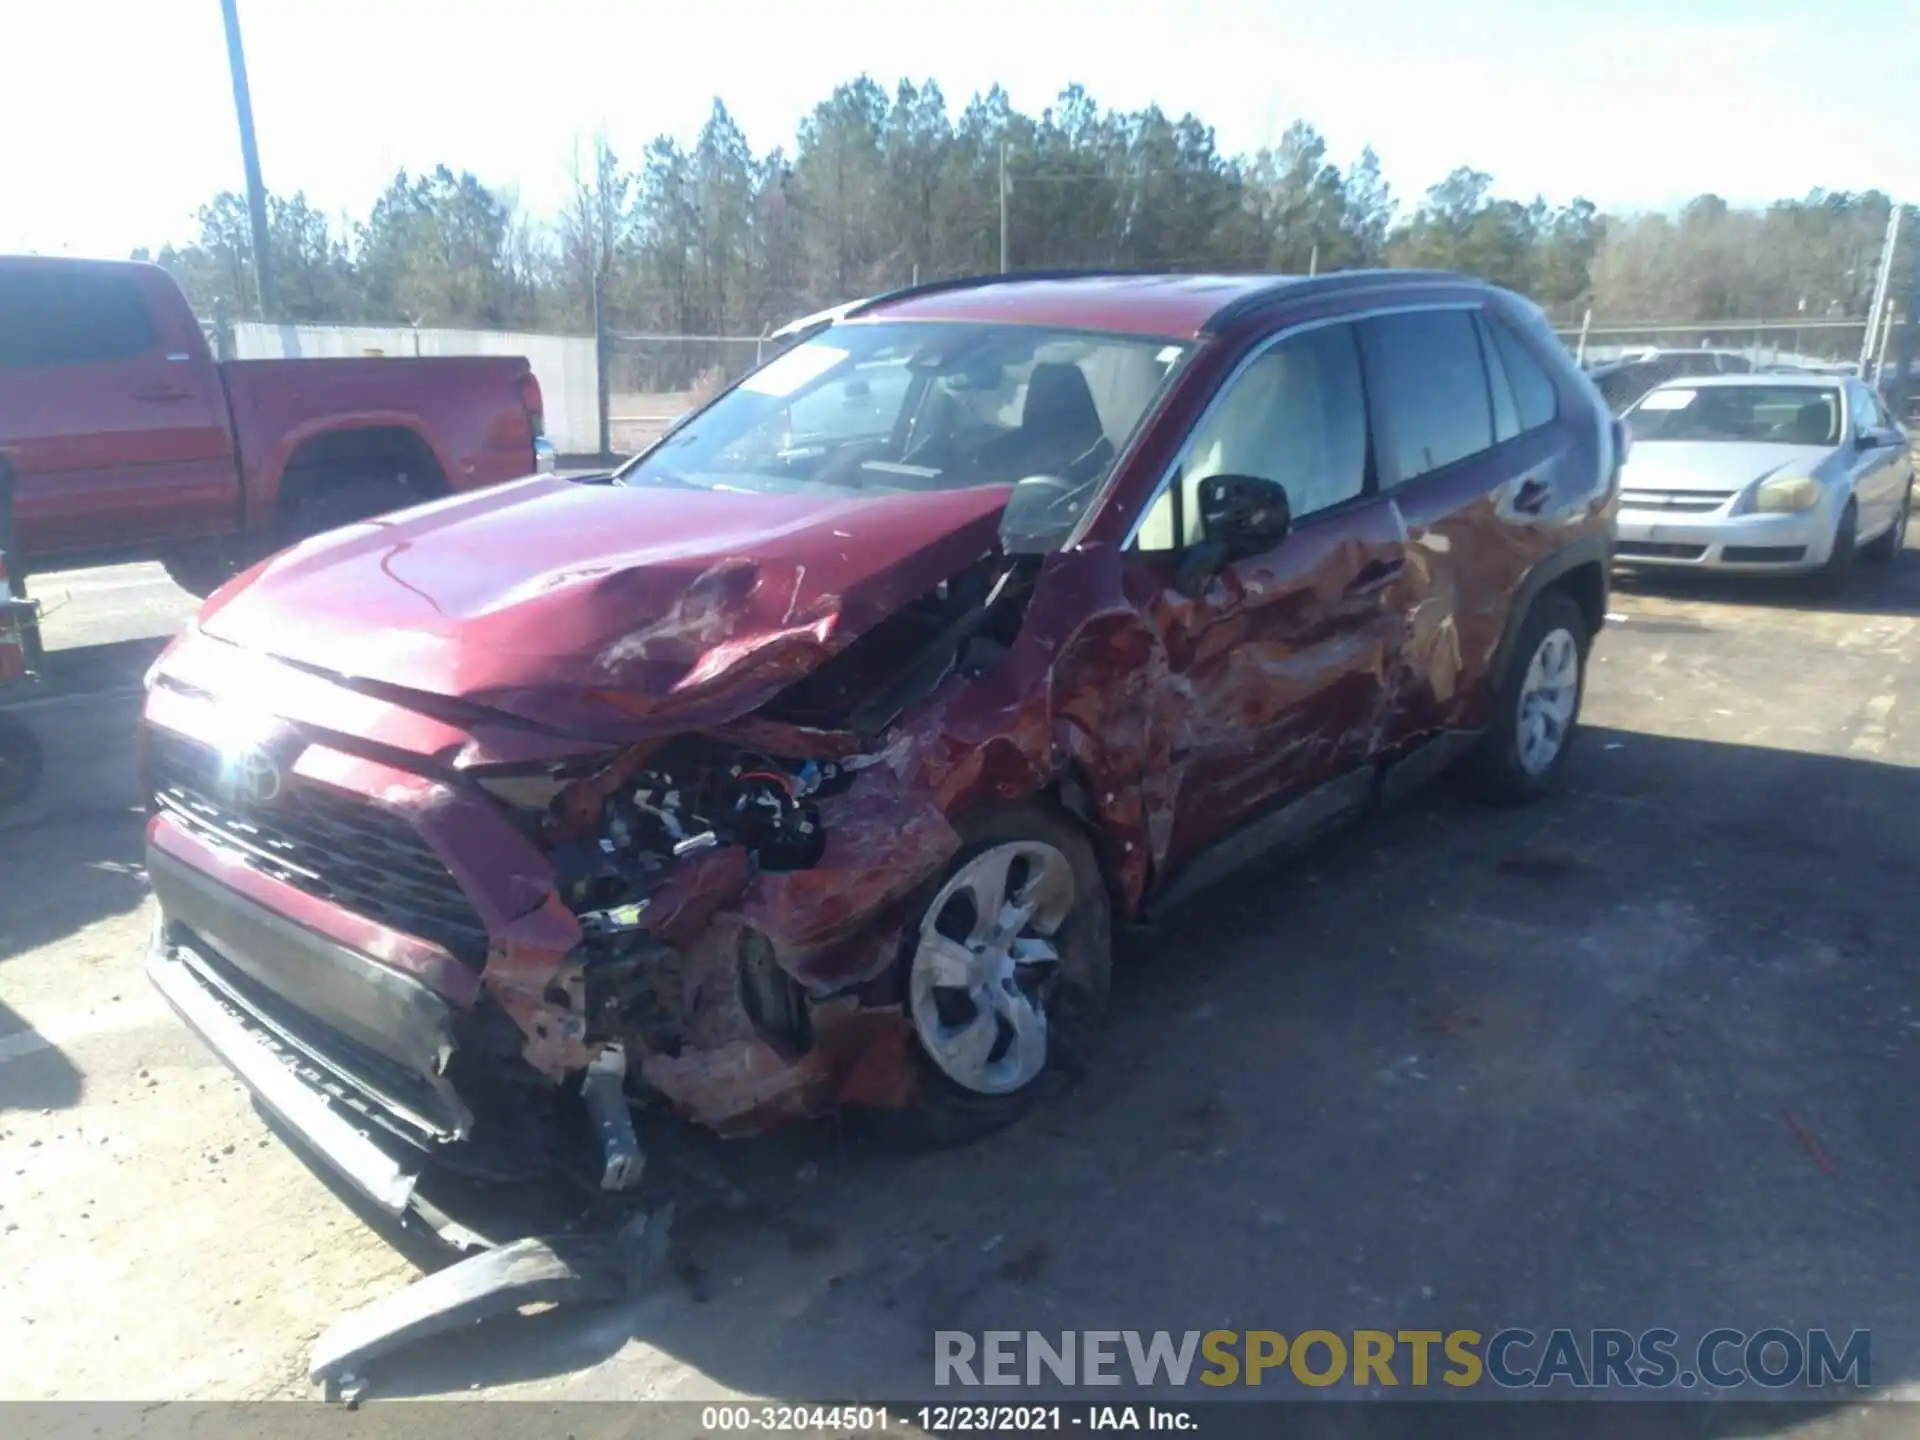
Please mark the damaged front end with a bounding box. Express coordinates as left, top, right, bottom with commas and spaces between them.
472, 553, 1043, 1164
142, 525, 1046, 1225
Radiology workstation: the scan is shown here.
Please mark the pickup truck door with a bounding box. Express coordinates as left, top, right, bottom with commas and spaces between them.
0, 262, 236, 563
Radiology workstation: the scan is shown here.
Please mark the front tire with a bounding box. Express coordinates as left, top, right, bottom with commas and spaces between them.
877, 803, 1112, 1148
1468, 589, 1589, 805
1863, 484, 1911, 564
1812, 498, 1859, 594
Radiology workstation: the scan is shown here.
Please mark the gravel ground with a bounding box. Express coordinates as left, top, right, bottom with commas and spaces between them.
4, 551, 1920, 1434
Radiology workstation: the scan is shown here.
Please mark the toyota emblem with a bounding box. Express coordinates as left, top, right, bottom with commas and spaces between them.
234, 748, 283, 805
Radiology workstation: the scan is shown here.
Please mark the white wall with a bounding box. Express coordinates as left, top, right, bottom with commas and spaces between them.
229, 322, 600, 453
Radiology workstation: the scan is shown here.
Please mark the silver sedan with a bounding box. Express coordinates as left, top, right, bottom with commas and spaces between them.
1613, 374, 1913, 587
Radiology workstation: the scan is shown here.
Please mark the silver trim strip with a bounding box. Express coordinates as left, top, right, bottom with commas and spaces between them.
147, 920, 422, 1217
1120, 301, 1482, 552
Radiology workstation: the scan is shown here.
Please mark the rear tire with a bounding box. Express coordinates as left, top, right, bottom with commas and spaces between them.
1862, 484, 1911, 564
162, 547, 256, 599
274, 473, 436, 547
1467, 589, 1589, 806
868, 803, 1112, 1149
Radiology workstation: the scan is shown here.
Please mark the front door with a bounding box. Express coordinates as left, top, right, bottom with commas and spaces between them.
1847, 382, 1910, 535
1123, 318, 1408, 871
0, 263, 235, 561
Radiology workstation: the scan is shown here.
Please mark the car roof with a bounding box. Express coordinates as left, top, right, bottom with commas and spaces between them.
1644, 372, 1844, 391
846, 268, 1480, 339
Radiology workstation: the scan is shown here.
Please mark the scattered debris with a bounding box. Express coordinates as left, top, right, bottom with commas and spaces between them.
1384, 1053, 1429, 1082
1498, 853, 1578, 881
784, 1218, 837, 1256
310, 1205, 673, 1399
998, 1240, 1052, 1284
1785, 1111, 1836, 1175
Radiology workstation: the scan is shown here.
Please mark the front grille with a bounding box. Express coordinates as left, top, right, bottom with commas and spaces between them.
1722, 545, 1807, 564
1616, 541, 1708, 560
147, 727, 490, 965
1620, 488, 1734, 514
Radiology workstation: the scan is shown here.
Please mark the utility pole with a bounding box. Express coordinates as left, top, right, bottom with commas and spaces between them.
998, 142, 1010, 274
1859, 203, 1902, 380
218, 0, 273, 318
1895, 237, 1920, 424
1308, 243, 1318, 278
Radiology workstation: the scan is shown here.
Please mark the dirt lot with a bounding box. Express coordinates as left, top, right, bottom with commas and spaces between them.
5, 551, 1920, 1421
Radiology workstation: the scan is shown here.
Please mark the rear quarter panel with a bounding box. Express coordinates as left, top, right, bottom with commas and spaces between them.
218, 356, 536, 526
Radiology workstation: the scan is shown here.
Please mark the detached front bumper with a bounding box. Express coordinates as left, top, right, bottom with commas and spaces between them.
1615, 501, 1838, 572
147, 916, 430, 1221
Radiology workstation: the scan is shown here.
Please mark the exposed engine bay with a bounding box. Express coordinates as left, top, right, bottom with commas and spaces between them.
475, 554, 1038, 1187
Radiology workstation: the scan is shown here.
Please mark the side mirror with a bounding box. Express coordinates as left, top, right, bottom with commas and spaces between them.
1197, 473, 1292, 556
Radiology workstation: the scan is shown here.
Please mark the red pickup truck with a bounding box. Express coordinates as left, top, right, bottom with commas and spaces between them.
0, 256, 553, 595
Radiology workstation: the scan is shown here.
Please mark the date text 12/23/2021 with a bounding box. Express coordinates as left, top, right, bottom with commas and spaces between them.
699, 1405, 1193, 1433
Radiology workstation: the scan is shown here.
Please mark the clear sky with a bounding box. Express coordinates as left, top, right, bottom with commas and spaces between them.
5, 0, 1913, 258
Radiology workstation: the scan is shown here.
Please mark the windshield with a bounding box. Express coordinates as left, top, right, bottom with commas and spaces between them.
616, 321, 1188, 541
1627, 384, 1842, 446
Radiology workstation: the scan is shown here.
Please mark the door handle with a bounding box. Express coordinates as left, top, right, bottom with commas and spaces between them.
1512, 477, 1551, 514
132, 384, 191, 403
1344, 558, 1404, 597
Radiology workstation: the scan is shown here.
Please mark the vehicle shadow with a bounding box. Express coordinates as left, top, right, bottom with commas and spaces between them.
1613, 546, 1920, 617
32, 635, 171, 698
0, 803, 148, 966
0, 995, 83, 1112
321, 724, 1920, 1424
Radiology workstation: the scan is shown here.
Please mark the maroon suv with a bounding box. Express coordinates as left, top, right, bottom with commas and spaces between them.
141, 270, 1620, 1224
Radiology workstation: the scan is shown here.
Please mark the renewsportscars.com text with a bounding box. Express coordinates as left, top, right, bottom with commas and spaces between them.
934, 1328, 1871, 1390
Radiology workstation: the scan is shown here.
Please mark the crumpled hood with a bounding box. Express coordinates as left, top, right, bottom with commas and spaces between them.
199, 476, 1011, 735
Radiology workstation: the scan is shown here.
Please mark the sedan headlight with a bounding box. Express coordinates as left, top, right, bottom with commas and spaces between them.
1752, 475, 1823, 514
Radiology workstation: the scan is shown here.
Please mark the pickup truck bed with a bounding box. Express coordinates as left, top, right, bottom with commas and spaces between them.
0, 256, 551, 592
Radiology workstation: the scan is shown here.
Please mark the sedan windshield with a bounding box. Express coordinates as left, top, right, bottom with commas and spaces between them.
1627, 384, 1842, 446
616, 321, 1188, 541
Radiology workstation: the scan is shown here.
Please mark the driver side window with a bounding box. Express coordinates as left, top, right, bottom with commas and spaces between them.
1134, 323, 1367, 551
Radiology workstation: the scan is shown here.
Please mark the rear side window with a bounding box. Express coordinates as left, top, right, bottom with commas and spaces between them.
0, 268, 158, 367
1360, 310, 1494, 484
1483, 313, 1559, 433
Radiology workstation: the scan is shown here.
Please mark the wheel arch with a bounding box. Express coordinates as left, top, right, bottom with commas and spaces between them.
1489, 535, 1611, 689
262, 420, 453, 520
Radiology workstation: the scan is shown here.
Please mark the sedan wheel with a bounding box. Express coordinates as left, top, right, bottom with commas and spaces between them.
909, 840, 1076, 1095
878, 804, 1112, 1147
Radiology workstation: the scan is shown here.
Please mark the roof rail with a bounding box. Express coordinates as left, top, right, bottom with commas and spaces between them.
1200, 268, 1476, 333
846, 266, 1192, 318
839, 264, 1486, 334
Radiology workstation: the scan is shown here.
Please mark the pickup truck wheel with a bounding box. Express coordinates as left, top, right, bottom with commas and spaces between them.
872, 803, 1112, 1149
0, 712, 44, 812
1467, 589, 1589, 806
276, 475, 430, 544
162, 549, 251, 599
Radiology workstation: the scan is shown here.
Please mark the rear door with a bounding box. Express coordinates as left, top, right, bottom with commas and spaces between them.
0, 263, 235, 561
1359, 305, 1563, 748
1125, 318, 1408, 866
